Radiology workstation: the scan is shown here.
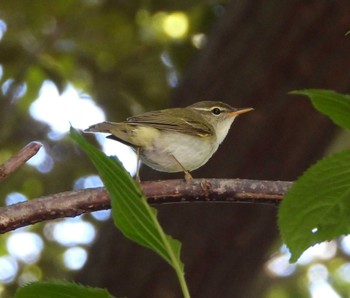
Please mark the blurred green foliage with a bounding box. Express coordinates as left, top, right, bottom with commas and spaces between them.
1, 2, 350, 298
0, 1, 223, 297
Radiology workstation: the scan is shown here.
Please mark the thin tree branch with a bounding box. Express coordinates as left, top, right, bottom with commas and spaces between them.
0, 142, 42, 183
0, 179, 292, 233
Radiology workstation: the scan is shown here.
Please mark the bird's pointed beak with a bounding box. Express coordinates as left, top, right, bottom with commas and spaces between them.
229, 107, 254, 116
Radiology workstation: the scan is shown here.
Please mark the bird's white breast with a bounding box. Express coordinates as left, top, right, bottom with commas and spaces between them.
140, 132, 217, 172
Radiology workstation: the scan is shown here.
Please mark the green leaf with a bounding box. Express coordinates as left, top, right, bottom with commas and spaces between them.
278, 151, 350, 262
15, 281, 115, 298
290, 89, 350, 130
70, 127, 190, 297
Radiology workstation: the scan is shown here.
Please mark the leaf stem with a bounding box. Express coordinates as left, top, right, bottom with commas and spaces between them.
174, 264, 191, 298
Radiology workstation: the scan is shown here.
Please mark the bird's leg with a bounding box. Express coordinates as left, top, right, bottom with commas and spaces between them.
171, 154, 193, 181
135, 147, 141, 183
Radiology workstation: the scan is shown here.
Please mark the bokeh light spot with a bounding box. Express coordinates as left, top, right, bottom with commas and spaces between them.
74, 175, 104, 190
0, 256, 18, 284
5, 192, 28, 206
52, 218, 96, 247
162, 12, 189, 39
30, 81, 105, 137
96, 135, 137, 176
297, 241, 337, 265
26, 146, 54, 173
1, 79, 27, 100
308, 263, 328, 283
7, 232, 44, 264
340, 235, 350, 255
265, 253, 296, 277
191, 33, 207, 49
336, 262, 350, 283
0, 19, 7, 40
63, 247, 88, 270
309, 281, 341, 298
91, 209, 111, 221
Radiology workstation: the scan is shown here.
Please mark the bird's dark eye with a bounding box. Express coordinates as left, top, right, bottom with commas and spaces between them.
211, 107, 221, 115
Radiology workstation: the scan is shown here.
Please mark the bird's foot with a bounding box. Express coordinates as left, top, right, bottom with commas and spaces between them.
184, 171, 193, 181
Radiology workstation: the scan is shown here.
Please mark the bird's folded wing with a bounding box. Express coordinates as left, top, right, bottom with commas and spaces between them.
126, 109, 213, 137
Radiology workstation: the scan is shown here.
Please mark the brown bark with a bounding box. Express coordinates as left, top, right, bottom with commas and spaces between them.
77, 1, 350, 297
0, 142, 42, 183
0, 179, 291, 233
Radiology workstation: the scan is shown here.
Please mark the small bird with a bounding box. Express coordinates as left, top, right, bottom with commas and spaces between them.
85, 101, 253, 181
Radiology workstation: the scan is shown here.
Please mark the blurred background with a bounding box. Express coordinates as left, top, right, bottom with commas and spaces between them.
1, 1, 350, 297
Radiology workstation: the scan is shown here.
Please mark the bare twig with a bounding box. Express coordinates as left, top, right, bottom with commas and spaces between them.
0, 142, 42, 183
0, 179, 292, 233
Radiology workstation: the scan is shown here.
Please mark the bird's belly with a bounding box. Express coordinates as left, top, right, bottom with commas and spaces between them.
140, 133, 217, 172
